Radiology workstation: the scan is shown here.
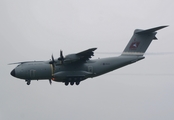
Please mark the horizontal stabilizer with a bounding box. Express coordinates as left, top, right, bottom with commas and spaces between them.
136, 25, 168, 34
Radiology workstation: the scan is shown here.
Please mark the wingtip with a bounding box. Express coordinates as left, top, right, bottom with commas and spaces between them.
159, 25, 169, 29
93, 48, 97, 50
163, 25, 169, 27
89, 48, 97, 51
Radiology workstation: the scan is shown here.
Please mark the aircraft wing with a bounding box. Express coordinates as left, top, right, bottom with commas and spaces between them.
63, 48, 97, 64
76, 48, 97, 61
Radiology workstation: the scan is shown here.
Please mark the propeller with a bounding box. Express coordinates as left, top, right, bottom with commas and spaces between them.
49, 79, 52, 85
58, 50, 64, 64
49, 54, 55, 67
49, 54, 56, 85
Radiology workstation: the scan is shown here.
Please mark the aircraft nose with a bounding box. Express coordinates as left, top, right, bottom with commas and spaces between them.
11, 69, 16, 77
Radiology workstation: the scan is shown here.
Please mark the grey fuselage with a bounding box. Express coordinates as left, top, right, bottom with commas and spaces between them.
12, 55, 144, 83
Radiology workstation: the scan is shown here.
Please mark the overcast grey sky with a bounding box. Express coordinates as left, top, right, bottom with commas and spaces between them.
1, 0, 174, 120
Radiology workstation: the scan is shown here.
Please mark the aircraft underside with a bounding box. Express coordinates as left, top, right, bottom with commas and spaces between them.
53, 76, 87, 86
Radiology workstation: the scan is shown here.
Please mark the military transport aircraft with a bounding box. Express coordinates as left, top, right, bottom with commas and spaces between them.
10, 26, 168, 86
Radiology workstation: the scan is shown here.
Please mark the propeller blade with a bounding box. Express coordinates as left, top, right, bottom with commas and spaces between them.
60, 50, 64, 60
49, 79, 52, 85
60, 50, 63, 59
58, 50, 64, 64
49, 54, 55, 69
51, 54, 55, 63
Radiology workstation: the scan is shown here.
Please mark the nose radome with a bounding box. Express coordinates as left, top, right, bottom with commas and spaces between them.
11, 69, 16, 77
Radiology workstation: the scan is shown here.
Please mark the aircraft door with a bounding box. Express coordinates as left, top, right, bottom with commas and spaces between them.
30, 70, 36, 78
88, 66, 93, 73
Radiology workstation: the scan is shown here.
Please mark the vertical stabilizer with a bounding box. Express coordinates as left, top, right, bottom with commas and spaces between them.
122, 26, 168, 56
